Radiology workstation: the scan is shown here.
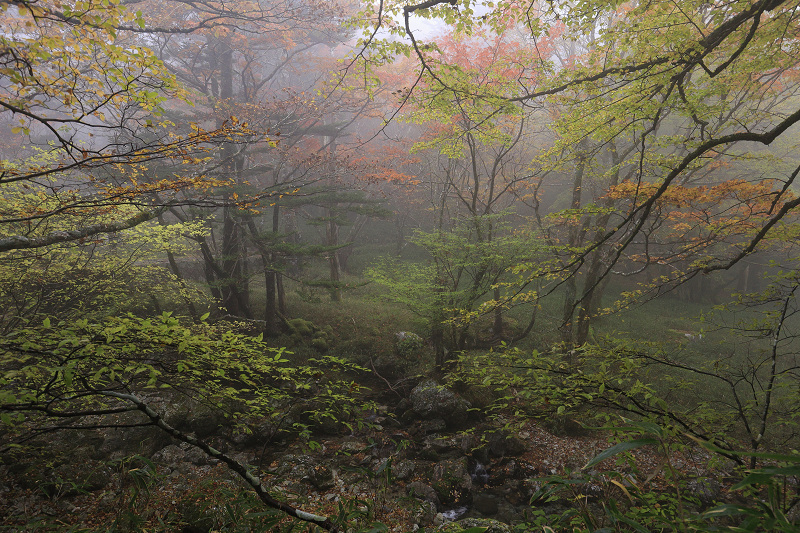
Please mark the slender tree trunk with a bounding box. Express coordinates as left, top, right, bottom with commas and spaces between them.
326, 213, 341, 302
198, 238, 223, 301
493, 286, 503, 337
245, 218, 279, 336
277, 274, 286, 315
575, 145, 620, 345
217, 42, 251, 319
561, 140, 589, 349
156, 215, 200, 321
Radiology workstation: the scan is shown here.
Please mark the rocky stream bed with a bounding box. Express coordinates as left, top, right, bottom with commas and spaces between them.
0, 378, 726, 532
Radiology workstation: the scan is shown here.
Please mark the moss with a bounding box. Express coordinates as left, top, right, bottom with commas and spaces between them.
287, 318, 314, 337
311, 337, 329, 352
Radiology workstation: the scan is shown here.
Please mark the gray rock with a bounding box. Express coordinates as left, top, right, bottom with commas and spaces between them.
427, 434, 458, 453
411, 500, 437, 526
486, 431, 526, 458
339, 440, 366, 454
432, 458, 472, 507
409, 380, 469, 428
152, 444, 211, 466
271, 453, 333, 488
421, 419, 448, 434
473, 493, 499, 515
393, 460, 416, 480
437, 517, 511, 532
688, 477, 721, 507
417, 445, 440, 461
407, 481, 441, 508
306, 463, 335, 490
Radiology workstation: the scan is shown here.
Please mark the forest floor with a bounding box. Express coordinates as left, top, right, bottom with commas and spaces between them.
0, 370, 730, 533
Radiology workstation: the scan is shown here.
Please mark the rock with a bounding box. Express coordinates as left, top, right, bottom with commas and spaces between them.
152, 444, 211, 467
407, 481, 441, 509
409, 380, 470, 428
271, 454, 334, 489
544, 415, 591, 437
473, 493, 499, 515
432, 458, 472, 507
411, 499, 437, 526
437, 517, 512, 532
395, 332, 424, 358
427, 433, 458, 453
393, 460, 416, 480
306, 463, 335, 490
486, 431, 526, 458
421, 419, 448, 435
687, 477, 721, 507
339, 440, 366, 454
417, 445, 440, 461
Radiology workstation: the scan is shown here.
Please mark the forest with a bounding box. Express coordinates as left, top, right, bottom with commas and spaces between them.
2, 0, 800, 531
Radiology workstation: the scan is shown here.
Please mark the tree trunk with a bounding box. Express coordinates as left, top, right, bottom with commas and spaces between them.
560, 143, 588, 349
326, 212, 341, 302
493, 286, 503, 338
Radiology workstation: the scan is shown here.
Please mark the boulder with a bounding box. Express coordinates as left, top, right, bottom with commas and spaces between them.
411, 499, 438, 526
486, 431, 527, 458
409, 380, 469, 428
272, 454, 335, 490
407, 481, 441, 509
437, 517, 512, 533
152, 444, 211, 467
473, 493, 499, 516
687, 477, 721, 507
393, 460, 416, 480
432, 457, 472, 507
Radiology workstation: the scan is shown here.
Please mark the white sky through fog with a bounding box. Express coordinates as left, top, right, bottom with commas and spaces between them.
399, 1, 494, 40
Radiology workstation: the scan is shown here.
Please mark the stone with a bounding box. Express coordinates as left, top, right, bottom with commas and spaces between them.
421, 419, 448, 435
393, 460, 416, 480
432, 458, 472, 507
486, 431, 526, 458
305, 463, 335, 490
473, 493, 499, 515
407, 481, 441, 509
437, 517, 512, 533
409, 380, 470, 428
687, 477, 721, 507
339, 440, 366, 454
411, 499, 437, 526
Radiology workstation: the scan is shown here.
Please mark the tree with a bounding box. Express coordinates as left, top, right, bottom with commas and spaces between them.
0, 0, 256, 252
0, 2, 372, 530
353, 0, 800, 335
0, 313, 368, 531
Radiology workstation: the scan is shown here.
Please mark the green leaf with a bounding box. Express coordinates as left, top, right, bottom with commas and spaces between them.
732, 465, 800, 490
583, 438, 659, 470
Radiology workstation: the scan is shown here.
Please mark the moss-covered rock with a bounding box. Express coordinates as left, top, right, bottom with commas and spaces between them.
287, 318, 314, 337
410, 380, 470, 428
437, 517, 512, 533
310, 336, 329, 351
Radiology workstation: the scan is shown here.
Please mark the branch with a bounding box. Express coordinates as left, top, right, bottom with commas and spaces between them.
101, 390, 341, 532
0, 207, 165, 253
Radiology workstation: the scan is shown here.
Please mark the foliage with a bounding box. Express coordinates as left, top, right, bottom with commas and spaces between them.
526, 421, 800, 532
452, 323, 800, 468
0, 311, 372, 446
368, 215, 540, 353
395, 332, 425, 358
